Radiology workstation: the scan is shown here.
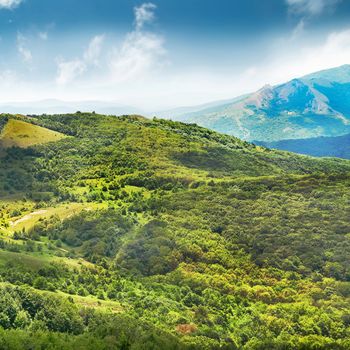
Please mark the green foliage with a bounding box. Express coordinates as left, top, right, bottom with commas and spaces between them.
0, 285, 186, 350
0, 113, 349, 349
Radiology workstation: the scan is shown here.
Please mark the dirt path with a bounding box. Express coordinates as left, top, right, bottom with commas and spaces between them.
10, 210, 48, 227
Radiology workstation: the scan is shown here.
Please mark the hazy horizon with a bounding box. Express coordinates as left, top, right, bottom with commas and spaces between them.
1, 0, 350, 110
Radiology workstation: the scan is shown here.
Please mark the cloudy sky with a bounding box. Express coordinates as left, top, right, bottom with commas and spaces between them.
1, 0, 350, 110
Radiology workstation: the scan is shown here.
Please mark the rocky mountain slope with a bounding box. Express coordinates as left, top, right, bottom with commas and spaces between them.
165, 65, 350, 142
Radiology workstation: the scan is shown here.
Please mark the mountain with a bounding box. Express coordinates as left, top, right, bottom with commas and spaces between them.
256, 132, 350, 159
163, 65, 350, 142
0, 112, 349, 349
153, 95, 249, 120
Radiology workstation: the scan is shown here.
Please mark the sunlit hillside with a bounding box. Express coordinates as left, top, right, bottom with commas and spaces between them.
0, 117, 66, 149
0, 113, 349, 349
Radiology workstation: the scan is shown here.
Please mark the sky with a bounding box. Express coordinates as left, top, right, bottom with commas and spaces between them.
1, 0, 350, 110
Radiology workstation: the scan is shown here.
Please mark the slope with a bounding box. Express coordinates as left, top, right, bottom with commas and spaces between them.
166, 65, 350, 142
0, 113, 349, 349
0, 116, 66, 149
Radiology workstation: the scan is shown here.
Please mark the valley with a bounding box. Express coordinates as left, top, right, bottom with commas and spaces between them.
256, 133, 350, 159
0, 112, 349, 349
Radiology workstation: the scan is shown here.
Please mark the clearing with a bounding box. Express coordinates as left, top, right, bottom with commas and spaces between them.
0, 119, 66, 148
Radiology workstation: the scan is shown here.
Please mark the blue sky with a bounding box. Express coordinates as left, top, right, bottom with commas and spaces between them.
0, 0, 350, 109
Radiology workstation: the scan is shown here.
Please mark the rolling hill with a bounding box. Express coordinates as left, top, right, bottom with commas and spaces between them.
164, 65, 350, 142
0, 112, 349, 349
0, 117, 66, 148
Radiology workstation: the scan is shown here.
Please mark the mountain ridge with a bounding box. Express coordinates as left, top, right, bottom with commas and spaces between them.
161, 65, 350, 142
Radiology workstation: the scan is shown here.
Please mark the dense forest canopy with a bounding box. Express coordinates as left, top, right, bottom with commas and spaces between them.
0, 112, 349, 349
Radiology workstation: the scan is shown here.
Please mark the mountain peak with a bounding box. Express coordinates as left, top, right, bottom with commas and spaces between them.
170, 64, 350, 142
259, 84, 273, 91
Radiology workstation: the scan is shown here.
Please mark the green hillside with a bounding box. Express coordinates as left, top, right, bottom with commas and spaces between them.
0, 113, 349, 349
0, 116, 66, 149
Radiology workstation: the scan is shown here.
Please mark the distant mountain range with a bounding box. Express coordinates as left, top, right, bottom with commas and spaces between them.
256, 133, 350, 159
162, 65, 350, 142
0, 99, 141, 116
2, 65, 350, 159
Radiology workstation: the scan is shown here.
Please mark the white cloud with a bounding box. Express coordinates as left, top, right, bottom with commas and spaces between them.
110, 32, 165, 83
248, 27, 350, 91
109, 2, 165, 83
0, 69, 17, 83
56, 59, 86, 85
310, 28, 350, 68
286, 0, 342, 16
38, 31, 48, 40
134, 3, 156, 30
84, 35, 105, 65
38, 23, 56, 40
287, 1, 341, 46
291, 19, 305, 40
54, 2, 164, 88
53, 2, 166, 103
301, 28, 350, 71
0, 0, 22, 9
56, 35, 104, 85
17, 33, 32, 63
55, 3, 164, 89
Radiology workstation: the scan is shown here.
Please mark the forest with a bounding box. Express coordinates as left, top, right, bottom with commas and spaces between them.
0, 112, 349, 349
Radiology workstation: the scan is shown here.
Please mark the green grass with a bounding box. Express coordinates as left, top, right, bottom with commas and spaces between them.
7, 202, 107, 234
0, 250, 52, 269
0, 119, 66, 149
